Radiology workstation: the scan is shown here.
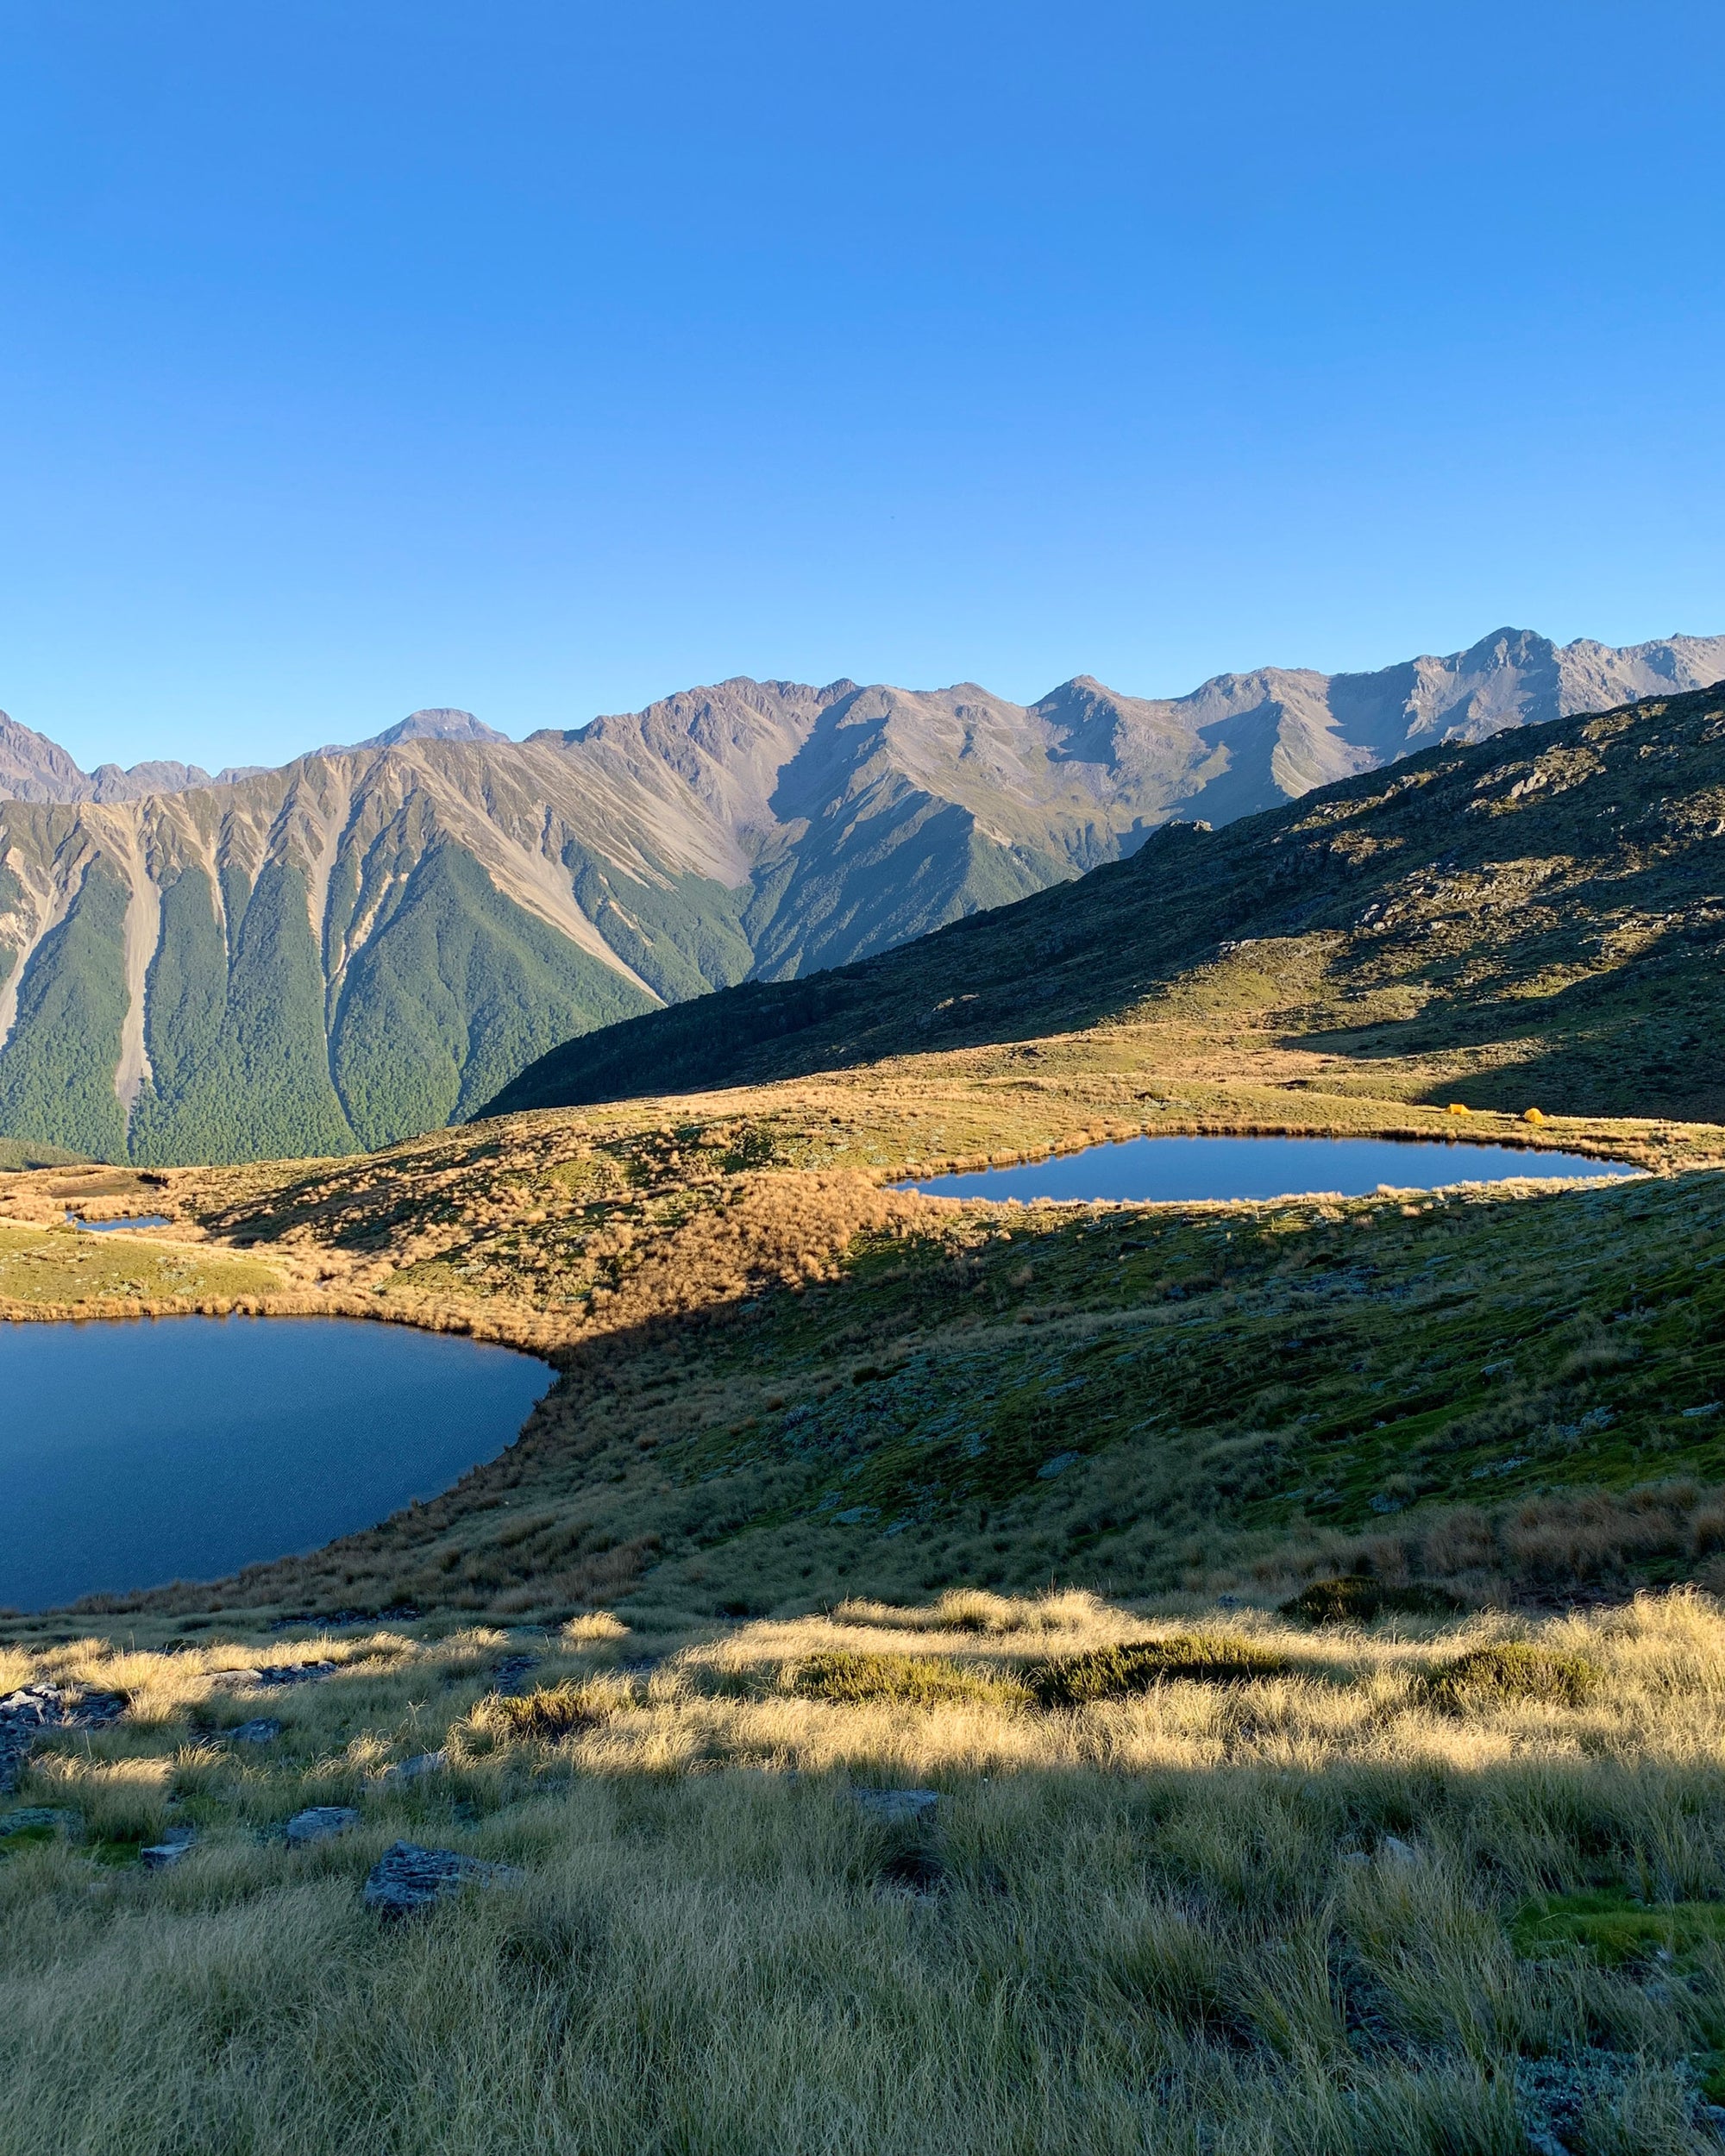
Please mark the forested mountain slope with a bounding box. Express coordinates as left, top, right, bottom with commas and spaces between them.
489, 679, 1725, 1125
3, 629, 1721, 1164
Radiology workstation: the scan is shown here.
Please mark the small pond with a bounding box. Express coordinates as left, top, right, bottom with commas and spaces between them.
899, 1133, 1640, 1206
0, 1316, 552, 1613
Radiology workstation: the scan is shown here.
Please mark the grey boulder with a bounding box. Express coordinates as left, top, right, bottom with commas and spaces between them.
852, 1789, 940, 1826
377, 1750, 447, 1786
212, 1662, 336, 1692
141, 1827, 196, 1870
285, 1806, 359, 1847
0, 1683, 127, 1794
363, 1840, 524, 1917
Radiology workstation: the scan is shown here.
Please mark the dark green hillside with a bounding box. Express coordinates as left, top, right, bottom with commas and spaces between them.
0, 864, 131, 1159
138, 868, 228, 1106
131, 862, 357, 1165
485, 681, 1725, 1121
565, 848, 754, 1004
329, 844, 657, 1148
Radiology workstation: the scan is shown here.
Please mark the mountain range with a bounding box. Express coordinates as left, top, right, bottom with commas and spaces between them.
2, 624, 1722, 1163
492, 673, 1725, 1128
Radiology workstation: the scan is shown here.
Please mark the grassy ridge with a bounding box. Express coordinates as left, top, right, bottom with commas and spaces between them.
7, 1072, 1712, 1629
0, 1221, 280, 1310
164, 1158, 1725, 1627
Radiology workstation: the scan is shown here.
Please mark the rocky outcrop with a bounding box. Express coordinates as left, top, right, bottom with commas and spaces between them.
0, 1683, 126, 1793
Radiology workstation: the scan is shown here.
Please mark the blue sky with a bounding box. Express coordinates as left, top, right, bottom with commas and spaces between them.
3, 1, 1722, 772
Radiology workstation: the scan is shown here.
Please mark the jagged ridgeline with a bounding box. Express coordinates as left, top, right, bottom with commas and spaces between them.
487, 679, 1725, 1126
3, 632, 1724, 1164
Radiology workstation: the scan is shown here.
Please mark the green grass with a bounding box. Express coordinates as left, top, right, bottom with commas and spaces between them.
89, 1154, 1725, 1630
1025, 1634, 1290, 1706
1511, 1887, 1725, 1967
0, 1221, 282, 1309
786, 1649, 1018, 1708
1280, 1577, 1465, 1626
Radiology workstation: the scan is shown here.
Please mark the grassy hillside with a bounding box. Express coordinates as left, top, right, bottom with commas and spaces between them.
9, 1595, 1725, 2153
69, 1143, 1725, 1627
1, 1056, 1717, 1630
486, 680, 1725, 1125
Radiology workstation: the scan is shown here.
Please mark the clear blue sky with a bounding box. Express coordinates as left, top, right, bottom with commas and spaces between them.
3, 1, 1722, 772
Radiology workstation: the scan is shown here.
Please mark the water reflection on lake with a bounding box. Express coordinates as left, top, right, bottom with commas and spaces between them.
899, 1132, 1639, 1205
0, 1316, 551, 1612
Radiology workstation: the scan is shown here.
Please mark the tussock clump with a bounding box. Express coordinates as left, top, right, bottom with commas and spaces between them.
559, 1611, 630, 1646
1415, 1640, 1601, 1713
455, 1681, 607, 1752
787, 1650, 1019, 1708
1280, 1576, 1465, 1627
1027, 1634, 1290, 1708
933, 1588, 1104, 1633
831, 1588, 1106, 1635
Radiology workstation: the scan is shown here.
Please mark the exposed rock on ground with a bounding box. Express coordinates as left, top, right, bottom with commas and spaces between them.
362, 1840, 524, 1917
284, 1807, 358, 1846
141, 1827, 196, 1870
0, 1683, 126, 1793
851, 1789, 939, 1825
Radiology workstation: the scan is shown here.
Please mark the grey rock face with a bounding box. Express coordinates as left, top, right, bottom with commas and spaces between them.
1513, 2046, 1714, 2152
284, 1806, 359, 1847
487, 1656, 540, 1695
353, 709, 511, 751
0, 1807, 78, 1838
227, 1719, 284, 1745
362, 1840, 524, 1917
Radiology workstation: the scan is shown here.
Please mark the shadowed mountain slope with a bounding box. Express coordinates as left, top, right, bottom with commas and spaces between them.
486, 679, 1725, 1125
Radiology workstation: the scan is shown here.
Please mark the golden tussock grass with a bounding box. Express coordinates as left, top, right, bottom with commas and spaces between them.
9, 1589, 1725, 2152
